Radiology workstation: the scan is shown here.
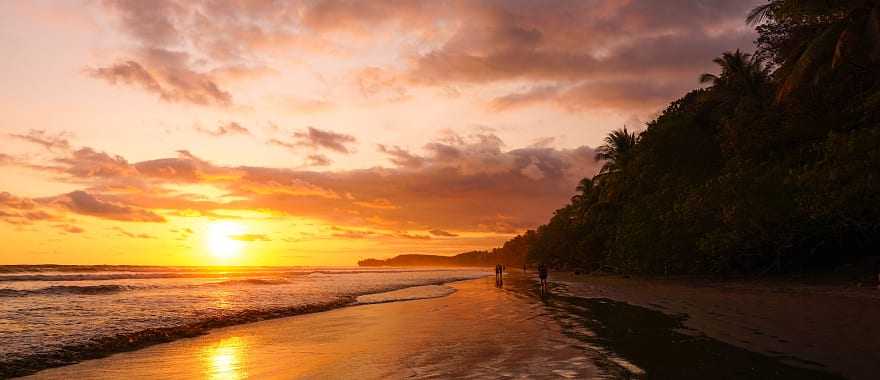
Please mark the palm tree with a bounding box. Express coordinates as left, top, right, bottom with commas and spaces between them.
747, 0, 880, 101
570, 177, 593, 202
699, 49, 771, 96
594, 127, 638, 175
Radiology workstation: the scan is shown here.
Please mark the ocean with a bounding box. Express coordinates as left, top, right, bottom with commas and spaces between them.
0, 265, 488, 377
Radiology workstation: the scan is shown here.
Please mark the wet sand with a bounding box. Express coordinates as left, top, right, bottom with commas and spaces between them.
25, 277, 605, 379
21, 274, 867, 379
552, 273, 880, 380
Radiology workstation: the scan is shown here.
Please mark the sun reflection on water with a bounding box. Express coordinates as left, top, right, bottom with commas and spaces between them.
203, 336, 247, 380
213, 288, 233, 310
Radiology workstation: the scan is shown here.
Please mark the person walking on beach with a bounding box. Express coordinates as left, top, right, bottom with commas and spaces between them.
538, 264, 548, 294
495, 264, 502, 287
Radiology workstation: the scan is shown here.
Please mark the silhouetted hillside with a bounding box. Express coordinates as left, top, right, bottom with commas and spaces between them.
358, 251, 502, 267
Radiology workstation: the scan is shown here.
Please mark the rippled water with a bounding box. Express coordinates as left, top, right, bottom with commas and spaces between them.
0, 265, 488, 377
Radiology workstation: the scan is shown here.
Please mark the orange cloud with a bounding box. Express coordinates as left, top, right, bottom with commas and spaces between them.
4, 130, 601, 233
231, 233, 270, 242
429, 229, 458, 237
47, 191, 165, 222
0, 192, 61, 225
55, 224, 85, 234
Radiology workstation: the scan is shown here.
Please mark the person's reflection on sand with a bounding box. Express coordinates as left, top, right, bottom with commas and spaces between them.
495, 264, 504, 287
538, 264, 549, 296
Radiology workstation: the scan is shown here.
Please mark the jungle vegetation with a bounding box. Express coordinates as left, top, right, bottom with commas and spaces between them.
497, 0, 880, 275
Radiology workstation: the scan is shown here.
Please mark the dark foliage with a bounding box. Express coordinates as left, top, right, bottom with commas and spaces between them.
510, 1, 880, 276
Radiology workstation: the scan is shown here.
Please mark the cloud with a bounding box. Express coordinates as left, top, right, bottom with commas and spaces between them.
234, 132, 601, 231
429, 229, 458, 237
397, 232, 431, 240
55, 148, 136, 178
377, 144, 426, 168
86, 59, 232, 107
283, 97, 333, 113
304, 154, 332, 167
102, 0, 183, 46
55, 224, 85, 234
111, 227, 156, 239
490, 80, 693, 112
0, 192, 37, 210
331, 227, 376, 239
0, 192, 62, 225
49, 191, 165, 222
271, 127, 357, 154
355, 67, 410, 102
490, 86, 562, 111
352, 198, 398, 210
195, 122, 251, 137
7, 132, 601, 233
134, 150, 242, 183
89, 0, 761, 114
8, 130, 71, 151
231, 233, 270, 242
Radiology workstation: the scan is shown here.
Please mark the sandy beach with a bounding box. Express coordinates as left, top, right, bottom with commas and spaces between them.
20, 273, 876, 379
24, 276, 605, 379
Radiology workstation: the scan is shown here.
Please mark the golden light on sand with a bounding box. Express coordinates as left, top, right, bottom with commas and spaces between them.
206, 221, 246, 261
204, 337, 247, 380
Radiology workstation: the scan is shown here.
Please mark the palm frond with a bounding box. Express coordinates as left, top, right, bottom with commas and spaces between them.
699, 73, 719, 84
776, 23, 844, 102
747, 2, 777, 25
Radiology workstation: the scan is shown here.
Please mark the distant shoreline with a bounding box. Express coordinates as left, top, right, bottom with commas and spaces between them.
358, 253, 504, 268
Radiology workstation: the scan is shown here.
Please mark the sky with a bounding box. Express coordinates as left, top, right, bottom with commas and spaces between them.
0, 0, 760, 266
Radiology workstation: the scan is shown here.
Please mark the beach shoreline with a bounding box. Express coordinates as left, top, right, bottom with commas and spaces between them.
23, 276, 604, 379
19, 273, 876, 379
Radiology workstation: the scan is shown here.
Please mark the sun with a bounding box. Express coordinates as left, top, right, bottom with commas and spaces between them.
206, 221, 246, 261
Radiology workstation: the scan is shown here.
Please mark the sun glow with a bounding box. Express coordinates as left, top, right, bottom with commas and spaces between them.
206, 221, 246, 261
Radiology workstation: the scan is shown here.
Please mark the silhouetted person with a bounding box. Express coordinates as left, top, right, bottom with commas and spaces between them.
495, 264, 503, 287
538, 264, 548, 294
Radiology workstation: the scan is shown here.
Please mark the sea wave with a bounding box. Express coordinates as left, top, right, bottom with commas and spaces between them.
356, 284, 457, 304
209, 278, 291, 286
0, 278, 296, 298
0, 297, 355, 379
0, 284, 139, 297
0, 268, 455, 282
0, 277, 477, 378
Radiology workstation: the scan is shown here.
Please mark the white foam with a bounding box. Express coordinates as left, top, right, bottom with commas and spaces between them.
356, 284, 457, 304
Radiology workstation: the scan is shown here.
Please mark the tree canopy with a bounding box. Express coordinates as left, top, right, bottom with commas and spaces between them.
488, 1, 880, 276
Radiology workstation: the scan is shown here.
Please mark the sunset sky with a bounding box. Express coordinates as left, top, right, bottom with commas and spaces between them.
0, 0, 759, 266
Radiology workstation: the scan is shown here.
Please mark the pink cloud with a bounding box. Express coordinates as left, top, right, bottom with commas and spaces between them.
8, 130, 71, 151
271, 127, 357, 154
195, 122, 251, 137
87, 59, 232, 107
